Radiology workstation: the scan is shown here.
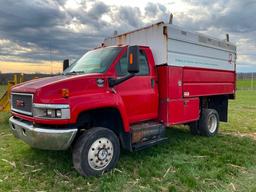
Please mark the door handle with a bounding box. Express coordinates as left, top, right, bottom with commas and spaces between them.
151, 79, 155, 88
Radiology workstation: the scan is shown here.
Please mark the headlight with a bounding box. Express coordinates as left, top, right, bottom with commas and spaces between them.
33, 103, 70, 119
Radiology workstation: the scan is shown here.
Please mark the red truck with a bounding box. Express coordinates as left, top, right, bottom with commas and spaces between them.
9, 21, 236, 176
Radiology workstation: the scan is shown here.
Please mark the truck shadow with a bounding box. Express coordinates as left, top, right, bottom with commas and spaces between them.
19, 126, 256, 178
118, 126, 256, 174
121, 126, 200, 157
19, 127, 196, 174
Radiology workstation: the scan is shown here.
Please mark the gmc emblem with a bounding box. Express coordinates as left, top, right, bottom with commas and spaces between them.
16, 100, 25, 107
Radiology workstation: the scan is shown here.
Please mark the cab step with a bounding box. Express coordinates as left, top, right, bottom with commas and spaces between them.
132, 137, 168, 151
130, 121, 167, 151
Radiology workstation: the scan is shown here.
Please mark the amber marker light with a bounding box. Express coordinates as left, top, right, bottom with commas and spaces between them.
61, 88, 70, 98
129, 53, 133, 64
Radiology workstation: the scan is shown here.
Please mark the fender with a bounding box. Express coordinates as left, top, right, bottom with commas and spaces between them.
70, 91, 130, 132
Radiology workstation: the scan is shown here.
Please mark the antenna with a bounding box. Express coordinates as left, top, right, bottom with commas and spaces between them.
169, 13, 173, 24
50, 44, 53, 74
226, 34, 230, 42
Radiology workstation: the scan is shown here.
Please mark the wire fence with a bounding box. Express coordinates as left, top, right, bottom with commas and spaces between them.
237, 73, 256, 90
0, 73, 255, 95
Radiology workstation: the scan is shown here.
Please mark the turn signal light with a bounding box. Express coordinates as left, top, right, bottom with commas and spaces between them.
61, 88, 69, 98
129, 53, 133, 64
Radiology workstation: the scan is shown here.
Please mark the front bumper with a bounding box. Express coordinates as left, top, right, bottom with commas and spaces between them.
9, 116, 77, 150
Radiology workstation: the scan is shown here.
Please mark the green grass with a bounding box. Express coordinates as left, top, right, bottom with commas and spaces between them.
221, 90, 256, 133
237, 79, 256, 90
0, 91, 256, 192
0, 85, 7, 98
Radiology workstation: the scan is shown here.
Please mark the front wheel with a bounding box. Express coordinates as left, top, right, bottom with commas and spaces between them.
72, 127, 120, 176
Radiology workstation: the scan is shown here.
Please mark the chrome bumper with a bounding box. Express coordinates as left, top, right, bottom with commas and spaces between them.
9, 116, 77, 150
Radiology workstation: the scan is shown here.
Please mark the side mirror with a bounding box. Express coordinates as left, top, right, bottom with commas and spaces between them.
63, 59, 69, 71
127, 46, 139, 74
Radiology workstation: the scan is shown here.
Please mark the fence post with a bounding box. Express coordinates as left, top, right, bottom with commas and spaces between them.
251, 72, 254, 90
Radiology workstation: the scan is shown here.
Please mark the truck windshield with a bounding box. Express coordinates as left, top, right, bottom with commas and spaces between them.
64, 47, 121, 75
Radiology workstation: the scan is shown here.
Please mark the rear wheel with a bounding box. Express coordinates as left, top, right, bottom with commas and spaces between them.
72, 127, 120, 176
189, 109, 219, 137
199, 109, 219, 137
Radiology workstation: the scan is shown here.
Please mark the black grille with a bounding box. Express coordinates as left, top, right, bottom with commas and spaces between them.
11, 93, 33, 115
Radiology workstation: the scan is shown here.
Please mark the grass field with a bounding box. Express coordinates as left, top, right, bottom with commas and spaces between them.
0, 85, 7, 98
0, 90, 256, 191
237, 79, 256, 90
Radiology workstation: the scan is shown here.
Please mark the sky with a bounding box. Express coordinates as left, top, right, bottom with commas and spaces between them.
0, 0, 255, 74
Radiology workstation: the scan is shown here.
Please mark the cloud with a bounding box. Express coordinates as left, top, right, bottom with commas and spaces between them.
213, 1, 256, 33
88, 1, 110, 20
0, 0, 112, 62
0, 0, 66, 30
0, 0, 255, 73
144, 2, 170, 23
117, 6, 142, 28
173, 0, 256, 70
0, 0, 171, 64
174, 0, 256, 33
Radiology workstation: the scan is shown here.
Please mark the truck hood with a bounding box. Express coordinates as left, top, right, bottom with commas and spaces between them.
12, 73, 107, 103
12, 75, 70, 93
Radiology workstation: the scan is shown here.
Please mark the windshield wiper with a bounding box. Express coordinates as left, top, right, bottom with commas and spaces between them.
64, 71, 84, 75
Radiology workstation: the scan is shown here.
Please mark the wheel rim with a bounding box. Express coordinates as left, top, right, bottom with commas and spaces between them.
208, 114, 217, 133
88, 137, 113, 171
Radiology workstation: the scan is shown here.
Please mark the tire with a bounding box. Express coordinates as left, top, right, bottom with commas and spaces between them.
198, 109, 219, 137
72, 127, 120, 176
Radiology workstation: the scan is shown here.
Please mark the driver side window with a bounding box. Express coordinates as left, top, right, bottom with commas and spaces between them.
116, 53, 128, 76
116, 50, 149, 76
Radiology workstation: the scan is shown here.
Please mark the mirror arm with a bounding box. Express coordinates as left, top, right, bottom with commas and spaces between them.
63, 59, 69, 71
108, 74, 135, 87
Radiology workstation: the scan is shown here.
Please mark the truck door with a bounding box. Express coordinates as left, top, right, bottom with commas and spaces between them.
115, 47, 158, 124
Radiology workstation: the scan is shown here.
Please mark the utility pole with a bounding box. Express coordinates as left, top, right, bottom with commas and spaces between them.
251, 72, 254, 90
50, 46, 53, 75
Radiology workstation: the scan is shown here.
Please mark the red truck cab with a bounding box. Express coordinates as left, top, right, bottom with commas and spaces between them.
9, 22, 236, 176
